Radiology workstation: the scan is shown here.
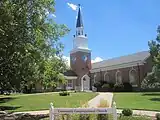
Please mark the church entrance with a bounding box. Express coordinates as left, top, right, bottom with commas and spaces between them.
81, 74, 90, 91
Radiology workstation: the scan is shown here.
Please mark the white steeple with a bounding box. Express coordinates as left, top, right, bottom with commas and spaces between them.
71, 4, 90, 53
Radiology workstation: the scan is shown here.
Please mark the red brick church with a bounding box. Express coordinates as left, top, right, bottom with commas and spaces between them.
58, 5, 153, 91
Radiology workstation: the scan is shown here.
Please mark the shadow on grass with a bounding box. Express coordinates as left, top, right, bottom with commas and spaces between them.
149, 98, 160, 101
142, 93, 160, 96
0, 97, 17, 103
0, 106, 21, 111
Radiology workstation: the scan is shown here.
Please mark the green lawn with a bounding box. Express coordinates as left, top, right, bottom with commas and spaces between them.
0, 92, 98, 112
114, 92, 160, 111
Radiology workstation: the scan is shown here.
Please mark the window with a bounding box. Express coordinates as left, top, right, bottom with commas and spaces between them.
104, 72, 110, 82
116, 71, 122, 84
67, 80, 73, 88
78, 31, 80, 35
129, 69, 137, 86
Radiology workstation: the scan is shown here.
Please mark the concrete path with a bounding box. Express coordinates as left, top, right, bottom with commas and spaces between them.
87, 92, 113, 108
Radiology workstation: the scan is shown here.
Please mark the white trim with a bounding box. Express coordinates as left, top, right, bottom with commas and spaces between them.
75, 35, 87, 39
70, 48, 91, 54
81, 74, 90, 91
90, 60, 144, 73
64, 76, 77, 80
129, 68, 138, 87
143, 54, 150, 62
115, 70, 122, 84
93, 73, 97, 83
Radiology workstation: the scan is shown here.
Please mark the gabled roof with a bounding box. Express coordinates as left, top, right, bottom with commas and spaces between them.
63, 70, 77, 80
64, 70, 77, 76
92, 51, 150, 69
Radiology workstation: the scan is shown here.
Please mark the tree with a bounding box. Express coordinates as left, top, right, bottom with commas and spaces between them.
0, 0, 69, 93
142, 25, 160, 89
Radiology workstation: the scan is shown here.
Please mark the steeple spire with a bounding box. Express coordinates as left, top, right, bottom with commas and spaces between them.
76, 4, 83, 28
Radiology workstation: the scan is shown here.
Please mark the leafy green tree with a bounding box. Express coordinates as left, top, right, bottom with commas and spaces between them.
142, 25, 160, 88
0, 0, 69, 93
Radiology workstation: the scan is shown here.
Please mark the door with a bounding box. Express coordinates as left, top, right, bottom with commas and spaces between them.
82, 75, 90, 91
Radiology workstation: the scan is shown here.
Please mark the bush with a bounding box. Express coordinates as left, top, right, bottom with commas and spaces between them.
123, 82, 133, 92
100, 81, 107, 85
156, 113, 160, 120
114, 83, 124, 92
109, 83, 114, 88
93, 82, 101, 88
97, 114, 108, 120
122, 109, 133, 116
102, 84, 110, 88
59, 91, 70, 96
79, 114, 90, 120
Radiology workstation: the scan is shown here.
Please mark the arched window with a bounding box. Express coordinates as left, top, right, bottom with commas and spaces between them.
116, 70, 122, 84
129, 69, 137, 86
104, 72, 110, 83
93, 73, 97, 83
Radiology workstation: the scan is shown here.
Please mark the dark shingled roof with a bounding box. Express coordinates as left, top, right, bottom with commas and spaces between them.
92, 51, 150, 69
64, 70, 77, 76
76, 5, 83, 28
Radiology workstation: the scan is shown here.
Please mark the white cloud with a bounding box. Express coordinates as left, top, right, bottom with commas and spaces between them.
67, 2, 78, 11
51, 14, 56, 18
62, 56, 70, 67
62, 56, 103, 67
91, 57, 103, 63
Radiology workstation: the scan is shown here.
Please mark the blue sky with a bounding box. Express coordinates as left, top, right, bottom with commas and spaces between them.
54, 0, 160, 63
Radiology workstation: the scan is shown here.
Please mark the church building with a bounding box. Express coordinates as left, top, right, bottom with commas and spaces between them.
60, 5, 153, 91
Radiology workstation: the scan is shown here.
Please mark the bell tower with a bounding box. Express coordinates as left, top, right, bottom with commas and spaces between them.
70, 4, 91, 90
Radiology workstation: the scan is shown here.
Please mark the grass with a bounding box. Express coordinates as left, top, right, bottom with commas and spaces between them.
114, 92, 160, 111
0, 92, 98, 112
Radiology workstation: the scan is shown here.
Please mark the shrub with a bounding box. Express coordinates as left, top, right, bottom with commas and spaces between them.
109, 83, 114, 88
97, 114, 109, 120
102, 84, 110, 89
79, 114, 90, 120
122, 108, 133, 116
59, 91, 70, 96
100, 81, 107, 85
93, 82, 101, 88
123, 82, 133, 92
156, 113, 160, 120
114, 83, 124, 92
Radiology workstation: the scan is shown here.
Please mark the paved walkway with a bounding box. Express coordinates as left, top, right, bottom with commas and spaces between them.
14, 92, 160, 117
87, 92, 113, 108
